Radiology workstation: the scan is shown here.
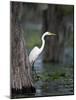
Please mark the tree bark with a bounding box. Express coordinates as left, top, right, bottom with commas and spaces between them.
42, 5, 65, 63
10, 2, 35, 98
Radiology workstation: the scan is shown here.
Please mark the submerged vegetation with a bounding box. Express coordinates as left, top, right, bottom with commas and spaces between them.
35, 71, 69, 81
33, 65, 73, 82
32, 63, 74, 96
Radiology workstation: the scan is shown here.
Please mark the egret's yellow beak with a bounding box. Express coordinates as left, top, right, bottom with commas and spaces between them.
48, 32, 56, 35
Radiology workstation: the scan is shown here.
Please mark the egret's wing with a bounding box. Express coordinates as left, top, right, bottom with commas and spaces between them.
29, 47, 40, 65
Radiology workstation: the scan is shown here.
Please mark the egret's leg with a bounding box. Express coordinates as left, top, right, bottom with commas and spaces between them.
32, 63, 34, 71
32, 62, 38, 80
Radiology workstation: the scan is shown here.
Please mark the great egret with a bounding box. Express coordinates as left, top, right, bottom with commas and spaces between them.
29, 32, 56, 66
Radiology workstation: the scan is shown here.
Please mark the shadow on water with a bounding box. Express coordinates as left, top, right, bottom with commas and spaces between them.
33, 56, 74, 97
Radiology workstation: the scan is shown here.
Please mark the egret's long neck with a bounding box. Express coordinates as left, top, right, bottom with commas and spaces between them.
40, 34, 46, 52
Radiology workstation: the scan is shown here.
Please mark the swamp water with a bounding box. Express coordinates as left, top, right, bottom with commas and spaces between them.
13, 49, 74, 98
33, 57, 74, 97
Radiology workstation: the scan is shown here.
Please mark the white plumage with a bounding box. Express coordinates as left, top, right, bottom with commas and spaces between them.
29, 32, 56, 66
29, 46, 41, 65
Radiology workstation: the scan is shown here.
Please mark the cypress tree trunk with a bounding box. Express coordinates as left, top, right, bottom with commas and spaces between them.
10, 2, 35, 98
42, 5, 65, 63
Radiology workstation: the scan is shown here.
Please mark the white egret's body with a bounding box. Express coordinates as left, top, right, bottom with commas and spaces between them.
29, 32, 56, 65
29, 46, 41, 65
